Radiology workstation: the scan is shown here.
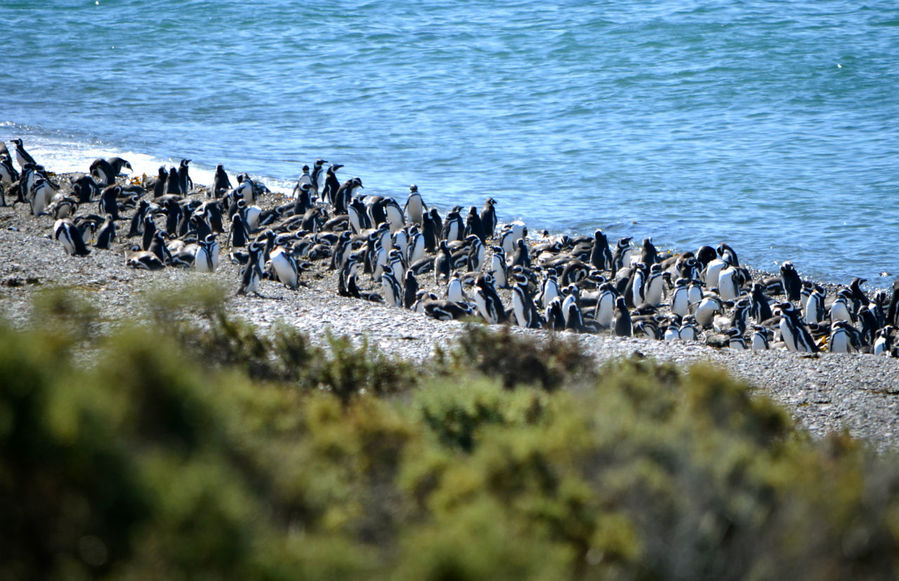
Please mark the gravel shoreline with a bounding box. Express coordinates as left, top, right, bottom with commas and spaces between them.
1, 173, 897, 451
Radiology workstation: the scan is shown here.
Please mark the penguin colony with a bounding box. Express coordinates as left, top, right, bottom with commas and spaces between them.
2, 139, 899, 357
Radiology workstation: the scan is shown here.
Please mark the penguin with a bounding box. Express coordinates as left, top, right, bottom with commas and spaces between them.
777, 302, 818, 353
237, 243, 265, 296
404, 185, 427, 226
0, 153, 19, 186
292, 165, 312, 198
229, 213, 248, 248
466, 234, 485, 272
152, 166, 167, 198
165, 166, 182, 195
749, 282, 773, 323
94, 215, 116, 249
54, 219, 91, 256
465, 206, 486, 243
545, 297, 566, 331
664, 317, 682, 341
829, 289, 854, 324
310, 159, 327, 196
780, 262, 802, 302
480, 197, 497, 239
670, 277, 690, 318
589, 229, 613, 271
28, 177, 54, 215
175, 159, 191, 194
726, 328, 747, 351
613, 296, 632, 337
804, 285, 826, 324
828, 320, 854, 353
627, 262, 647, 307
407, 226, 426, 266
873, 326, 894, 356
321, 163, 342, 206
695, 292, 723, 329
97, 185, 121, 220
593, 282, 617, 329
751, 325, 771, 351
423, 300, 476, 321
717, 266, 745, 301
381, 270, 403, 307
11, 138, 36, 169
473, 274, 506, 324
141, 214, 158, 251
334, 177, 362, 215
446, 272, 465, 303
717, 243, 740, 267
148, 230, 172, 265
488, 245, 508, 289
403, 269, 419, 309
90, 158, 115, 186
434, 240, 452, 283
194, 233, 220, 273
441, 207, 464, 243
679, 315, 698, 341
511, 238, 531, 269
565, 301, 586, 333
611, 237, 632, 275
383, 197, 405, 232
511, 274, 541, 328
538, 270, 561, 310
640, 237, 659, 266
643, 264, 666, 307
213, 164, 232, 198
127, 251, 165, 270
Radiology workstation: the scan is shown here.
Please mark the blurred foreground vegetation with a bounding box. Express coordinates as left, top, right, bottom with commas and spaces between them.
1, 284, 897, 580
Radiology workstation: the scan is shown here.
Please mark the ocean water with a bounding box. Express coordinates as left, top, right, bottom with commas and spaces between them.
3, 0, 898, 284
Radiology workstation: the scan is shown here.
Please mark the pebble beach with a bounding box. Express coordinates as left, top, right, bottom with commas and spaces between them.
0, 167, 896, 452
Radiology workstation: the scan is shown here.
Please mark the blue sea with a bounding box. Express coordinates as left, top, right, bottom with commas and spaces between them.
3, 0, 898, 284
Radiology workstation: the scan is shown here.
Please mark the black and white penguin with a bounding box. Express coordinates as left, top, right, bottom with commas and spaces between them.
804, 285, 826, 324
717, 243, 740, 267
407, 226, 426, 266
538, 270, 561, 310
613, 296, 632, 337
466, 234, 485, 272
544, 296, 566, 331
310, 159, 327, 196
780, 262, 802, 302
777, 302, 818, 353
178, 159, 192, 195
749, 282, 773, 323
213, 164, 232, 199
321, 163, 342, 206
589, 229, 613, 271
679, 315, 698, 341
511, 274, 541, 329
28, 177, 54, 215
829, 289, 854, 324
54, 219, 91, 256
434, 240, 452, 283
141, 214, 158, 251
404, 185, 427, 226
827, 320, 854, 353
403, 269, 419, 309
381, 270, 403, 307
488, 245, 508, 289
165, 166, 182, 195
465, 206, 486, 244
0, 153, 19, 186
873, 326, 895, 356
751, 325, 771, 351
334, 177, 363, 215
643, 264, 667, 307
96, 185, 121, 220
11, 138, 36, 169
593, 282, 617, 329
94, 215, 116, 250
511, 238, 531, 269
725, 328, 747, 351
641, 238, 659, 266
229, 213, 248, 248
611, 237, 632, 276
473, 274, 506, 324
479, 197, 497, 239
194, 233, 220, 273
441, 207, 464, 243
237, 243, 265, 296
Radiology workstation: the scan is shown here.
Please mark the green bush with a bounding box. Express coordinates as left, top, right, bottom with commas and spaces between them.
0, 288, 897, 580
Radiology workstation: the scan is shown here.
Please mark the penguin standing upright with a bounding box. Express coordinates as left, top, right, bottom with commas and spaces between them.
589, 229, 613, 271
780, 262, 802, 301
11, 138, 36, 169
404, 185, 427, 226
213, 164, 232, 198
310, 159, 327, 196
98, 185, 121, 220
777, 302, 818, 353
268, 245, 299, 289
479, 197, 497, 239
166, 166, 182, 195
237, 243, 265, 296
292, 165, 312, 199
473, 274, 506, 324
194, 234, 220, 273
488, 246, 508, 289
403, 269, 419, 309
94, 215, 116, 249
465, 206, 486, 243
321, 163, 342, 206
613, 296, 632, 337
179, 159, 192, 194
153, 166, 167, 198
